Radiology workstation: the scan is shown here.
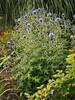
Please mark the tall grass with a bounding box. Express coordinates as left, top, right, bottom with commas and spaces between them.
0, 0, 75, 29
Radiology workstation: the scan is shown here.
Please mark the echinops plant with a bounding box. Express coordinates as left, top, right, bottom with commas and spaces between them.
10, 9, 72, 99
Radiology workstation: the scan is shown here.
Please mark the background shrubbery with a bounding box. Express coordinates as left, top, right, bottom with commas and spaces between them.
0, 0, 75, 28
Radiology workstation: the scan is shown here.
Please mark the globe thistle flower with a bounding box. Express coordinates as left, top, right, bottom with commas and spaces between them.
32, 9, 37, 15
7, 41, 15, 49
48, 32, 55, 40
73, 14, 75, 19
24, 15, 28, 20
26, 23, 32, 31
37, 8, 41, 12
37, 8, 44, 13
71, 25, 75, 31
23, 35, 26, 38
15, 18, 21, 25
27, 23, 31, 28
55, 17, 62, 24
53, 13, 58, 19
66, 19, 71, 26
61, 13, 65, 19
7, 41, 11, 45
47, 12, 53, 17
39, 18, 43, 23
55, 17, 61, 22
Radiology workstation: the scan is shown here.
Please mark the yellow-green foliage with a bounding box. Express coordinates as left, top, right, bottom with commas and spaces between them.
0, 31, 11, 43
29, 53, 75, 100
66, 53, 75, 64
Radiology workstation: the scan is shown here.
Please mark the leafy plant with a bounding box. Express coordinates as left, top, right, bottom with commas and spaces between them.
29, 52, 75, 100
11, 10, 71, 97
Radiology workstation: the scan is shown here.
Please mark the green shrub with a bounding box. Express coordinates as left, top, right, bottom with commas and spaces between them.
11, 11, 71, 97
29, 52, 75, 100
